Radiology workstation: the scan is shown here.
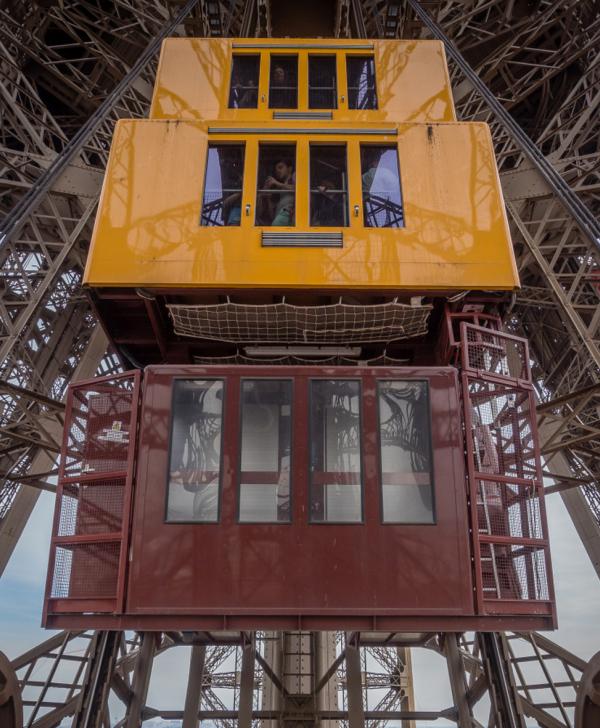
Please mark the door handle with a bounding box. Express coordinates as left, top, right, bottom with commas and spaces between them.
245, 203, 252, 216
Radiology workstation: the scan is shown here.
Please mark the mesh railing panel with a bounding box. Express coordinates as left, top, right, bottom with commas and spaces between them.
168, 300, 432, 343
63, 381, 135, 478
57, 478, 126, 537
480, 542, 550, 602
476, 480, 543, 541
46, 371, 139, 614
463, 324, 529, 380
467, 379, 538, 481
51, 542, 120, 599
461, 324, 553, 612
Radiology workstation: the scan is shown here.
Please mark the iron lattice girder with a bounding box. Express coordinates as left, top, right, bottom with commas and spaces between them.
7, 629, 588, 728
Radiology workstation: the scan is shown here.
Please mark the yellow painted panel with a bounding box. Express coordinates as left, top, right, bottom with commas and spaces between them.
84, 120, 518, 292
149, 38, 456, 123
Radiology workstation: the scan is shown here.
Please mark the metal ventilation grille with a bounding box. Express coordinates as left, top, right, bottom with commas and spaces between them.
262, 231, 343, 247
273, 111, 333, 120
168, 300, 432, 343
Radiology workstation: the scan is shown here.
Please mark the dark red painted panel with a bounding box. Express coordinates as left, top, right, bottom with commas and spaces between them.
126, 366, 474, 620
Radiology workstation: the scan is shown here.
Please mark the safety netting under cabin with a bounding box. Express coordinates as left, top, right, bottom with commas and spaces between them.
167, 299, 433, 344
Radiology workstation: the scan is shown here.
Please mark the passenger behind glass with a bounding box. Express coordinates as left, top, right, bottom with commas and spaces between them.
229, 68, 258, 108
270, 65, 289, 108
222, 168, 242, 226
311, 178, 343, 226
258, 158, 295, 226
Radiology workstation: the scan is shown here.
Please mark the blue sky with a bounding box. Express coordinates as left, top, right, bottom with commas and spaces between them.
1, 487, 599, 724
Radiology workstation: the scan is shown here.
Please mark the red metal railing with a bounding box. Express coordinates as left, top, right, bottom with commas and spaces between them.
43, 371, 141, 619
460, 323, 555, 617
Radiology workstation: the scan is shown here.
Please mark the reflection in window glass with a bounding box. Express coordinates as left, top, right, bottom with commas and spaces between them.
346, 56, 378, 109
309, 55, 337, 109
360, 145, 404, 228
256, 144, 296, 226
200, 145, 244, 227
269, 55, 298, 108
229, 55, 260, 108
378, 381, 434, 523
166, 380, 223, 522
239, 380, 292, 522
310, 380, 362, 523
310, 145, 348, 226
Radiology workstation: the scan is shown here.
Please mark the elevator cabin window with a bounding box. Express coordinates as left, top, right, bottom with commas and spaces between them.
310, 145, 348, 226
269, 55, 298, 108
229, 55, 260, 108
378, 381, 435, 523
310, 380, 363, 523
346, 56, 378, 109
308, 55, 337, 109
256, 144, 296, 226
166, 380, 224, 523
200, 144, 245, 226
360, 145, 404, 228
238, 380, 292, 523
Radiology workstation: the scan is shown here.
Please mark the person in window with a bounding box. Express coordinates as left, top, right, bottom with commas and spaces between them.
311, 178, 343, 226
230, 69, 257, 108
270, 65, 289, 107
261, 158, 295, 226
361, 150, 381, 194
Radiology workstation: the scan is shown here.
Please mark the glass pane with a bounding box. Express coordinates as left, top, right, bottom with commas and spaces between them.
310, 145, 348, 226
201, 145, 244, 227
269, 55, 298, 108
256, 145, 296, 226
310, 380, 362, 523
239, 380, 292, 522
360, 145, 404, 228
229, 55, 260, 108
378, 381, 434, 523
309, 55, 337, 109
346, 56, 377, 109
167, 380, 224, 522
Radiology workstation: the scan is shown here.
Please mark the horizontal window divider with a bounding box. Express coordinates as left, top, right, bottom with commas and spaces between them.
208, 127, 397, 136
232, 43, 374, 50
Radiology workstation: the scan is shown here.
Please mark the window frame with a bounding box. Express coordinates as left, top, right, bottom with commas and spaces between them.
308, 377, 365, 525
200, 142, 246, 228
236, 377, 294, 525
268, 54, 300, 109
308, 54, 338, 110
345, 54, 379, 110
228, 53, 261, 110
254, 141, 298, 228
308, 142, 349, 228
375, 378, 437, 525
164, 378, 226, 525
359, 142, 405, 229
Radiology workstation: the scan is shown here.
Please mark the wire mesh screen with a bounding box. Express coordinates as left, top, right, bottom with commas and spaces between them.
480, 542, 550, 601
462, 324, 529, 380
51, 543, 120, 599
467, 379, 538, 481
476, 480, 543, 541
63, 378, 135, 477
46, 371, 139, 615
57, 478, 126, 537
461, 325, 553, 611
168, 300, 432, 343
